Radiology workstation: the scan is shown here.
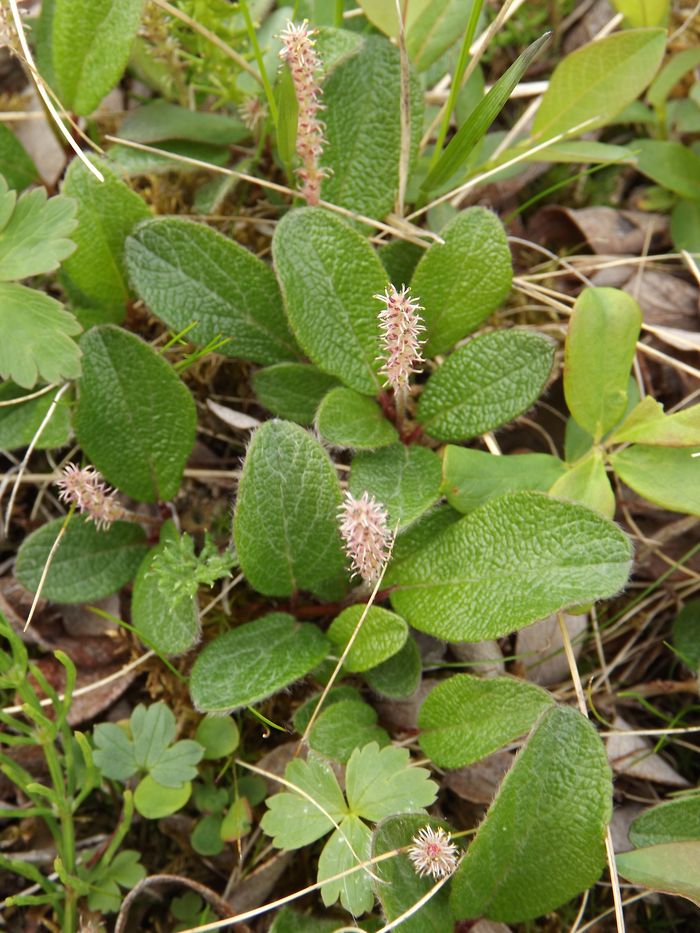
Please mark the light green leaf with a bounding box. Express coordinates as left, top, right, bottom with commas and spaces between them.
610, 396, 700, 446
328, 605, 408, 673
549, 449, 616, 518
52, 0, 144, 116
272, 208, 386, 394
364, 636, 422, 699
321, 36, 422, 219
269, 907, 346, 933
189, 613, 330, 713
610, 444, 700, 515
617, 842, 700, 907
131, 542, 200, 657
261, 754, 348, 849
126, 217, 298, 365
92, 723, 137, 781
411, 208, 512, 356
0, 284, 81, 389
391, 503, 462, 565
276, 64, 298, 167
316, 387, 398, 449
74, 325, 196, 502
15, 516, 147, 604
450, 706, 612, 922
134, 775, 191, 819
346, 742, 437, 821
149, 740, 204, 788
533, 29, 667, 138
648, 47, 700, 107
406, 0, 479, 71
318, 816, 374, 915
131, 701, 175, 769
120, 100, 248, 146
355, 0, 431, 38
634, 139, 700, 200
388, 492, 632, 642
310, 700, 390, 763
612, 0, 669, 26
418, 674, 555, 769
671, 199, 700, 254
0, 177, 76, 281
524, 140, 634, 164
673, 600, 700, 672
108, 140, 230, 176
233, 420, 348, 598
0, 383, 71, 450
0, 127, 38, 191
252, 363, 339, 425
629, 797, 700, 847
195, 716, 239, 761
372, 814, 456, 932
564, 287, 642, 441
60, 156, 150, 316
442, 447, 566, 513
292, 686, 363, 735
349, 444, 442, 528
417, 330, 554, 441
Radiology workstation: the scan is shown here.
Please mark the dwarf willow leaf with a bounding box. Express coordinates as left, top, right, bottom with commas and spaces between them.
364, 635, 422, 698
616, 842, 700, 907
417, 330, 555, 442
634, 139, 700, 200
309, 700, 390, 763
411, 208, 512, 356
610, 444, 700, 516
388, 492, 632, 642
273, 208, 387, 394
316, 387, 398, 449
16, 517, 147, 604
450, 706, 612, 922
418, 674, 555, 768
75, 326, 196, 502
349, 444, 442, 528
0, 177, 76, 281
629, 797, 700, 848
252, 363, 340, 425
120, 100, 248, 146
327, 605, 408, 672
292, 686, 362, 735
189, 613, 330, 713
234, 420, 347, 598
126, 218, 299, 365
131, 543, 200, 657
61, 156, 150, 317
52, 0, 144, 116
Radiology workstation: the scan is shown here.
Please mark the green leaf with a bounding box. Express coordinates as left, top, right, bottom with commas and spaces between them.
391, 504, 462, 566
316, 388, 397, 449
318, 815, 374, 915
612, 0, 669, 27
328, 605, 408, 672
0, 128, 38, 190
671, 199, 700, 255
364, 635, 422, 698
270, 907, 345, 933
233, 420, 347, 598
252, 363, 340, 425
524, 140, 634, 165
149, 740, 204, 787
52, 0, 144, 116
406, 0, 479, 72
424, 34, 550, 193
411, 208, 512, 356
292, 686, 363, 735
108, 140, 230, 176
220, 796, 252, 842
0, 383, 71, 450
0, 284, 81, 389
372, 814, 456, 932
130, 702, 175, 768
134, 775, 191, 819
633, 139, 700, 200
355, 0, 431, 37
673, 600, 700, 672
388, 492, 632, 641
441, 447, 566, 513
192, 813, 225, 856
120, 100, 248, 146
310, 700, 390, 763
321, 36, 422, 220
273, 208, 387, 394
346, 742, 437, 821
629, 796, 700, 847
648, 47, 700, 107
15, 516, 147, 604
616, 842, 700, 907
610, 396, 700, 446
549, 449, 615, 518
195, 716, 240, 761
60, 156, 150, 317
131, 542, 200, 657
418, 330, 554, 442
261, 753, 348, 849
564, 287, 642, 441
92, 722, 138, 781
87, 849, 146, 912
0, 177, 76, 281
74, 325, 196, 502
189, 613, 330, 713
419, 674, 554, 769
450, 706, 612, 922
378, 239, 423, 287
532, 29, 667, 138
276, 64, 299, 167
126, 217, 299, 365
349, 444, 442, 528
610, 444, 700, 516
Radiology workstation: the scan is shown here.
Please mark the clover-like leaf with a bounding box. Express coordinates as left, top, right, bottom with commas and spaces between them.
345, 742, 437, 821
92, 723, 138, 781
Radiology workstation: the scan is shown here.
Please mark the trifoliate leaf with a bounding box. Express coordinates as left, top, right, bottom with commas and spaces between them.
345, 742, 437, 821
0, 177, 77, 280
92, 723, 138, 781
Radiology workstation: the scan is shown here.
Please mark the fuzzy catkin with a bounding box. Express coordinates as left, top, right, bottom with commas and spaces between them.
376, 284, 426, 392
338, 490, 391, 584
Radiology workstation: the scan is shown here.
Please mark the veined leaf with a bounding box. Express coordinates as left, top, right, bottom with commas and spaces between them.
0, 176, 76, 281
252, 363, 340, 425
327, 605, 408, 672
316, 387, 398, 449
634, 139, 700, 200
349, 443, 442, 528
309, 700, 390, 763
629, 796, 700, 848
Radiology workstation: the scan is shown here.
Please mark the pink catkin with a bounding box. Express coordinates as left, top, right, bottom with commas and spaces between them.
376, 284, 426, 393
279, 20, 326, 205
56, 463, 124, 531
338, 490, 391, 585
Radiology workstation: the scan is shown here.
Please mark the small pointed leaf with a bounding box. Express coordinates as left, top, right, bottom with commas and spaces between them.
316, 387, 398, 449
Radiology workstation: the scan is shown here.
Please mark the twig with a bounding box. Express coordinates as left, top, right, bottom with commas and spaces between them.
394, 0, 411, 218
115, 873, 234, 933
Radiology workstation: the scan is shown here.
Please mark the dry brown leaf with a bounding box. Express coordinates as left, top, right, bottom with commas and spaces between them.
206, 399, 261, 431
444, 750, 514, 804
607, 716, 691, 786
451, 639, 505, 678
516, 613, 588, 686
528, 206, 669, 255
591, 267, 699, 330
609, 803, 646, 854
226, 850, 293, 914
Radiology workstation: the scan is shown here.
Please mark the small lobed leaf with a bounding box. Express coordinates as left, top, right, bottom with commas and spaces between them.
345, 742, 438, 822
0, 383, 72, 451
411, 208, 512, 356
610, 444, 700, 516
0, 177, 77, 281
616, 842, 700, 907
629, 796, 700, 848
150, 740, 204, 788
364, 635, 422, 699
15, 516, 147, 604
130, 702, 176, 769
74, 325, 197, 502
252, 363, 340, 425
349, 444, 442, 528
450, 706, 612, 922
417, 330, 555, 442
388, 492, 632, 642
327, 605, 408, 673
316, 388, 398, 449
418, 674, 555, 769
92, 723, 137, 781
189, 613, 330, 713
309, 700, 390, 763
